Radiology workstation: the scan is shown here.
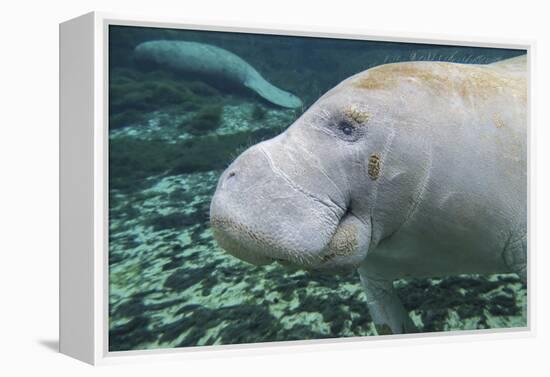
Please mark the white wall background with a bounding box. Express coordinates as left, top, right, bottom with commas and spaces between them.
1, 0, 548, 375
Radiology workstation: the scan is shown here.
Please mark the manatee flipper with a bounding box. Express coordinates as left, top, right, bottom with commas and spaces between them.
244, 73, 303, 109
357, 269, 417, 335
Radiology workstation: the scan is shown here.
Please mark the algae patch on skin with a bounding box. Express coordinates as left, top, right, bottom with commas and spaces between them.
368, 154, 381, 180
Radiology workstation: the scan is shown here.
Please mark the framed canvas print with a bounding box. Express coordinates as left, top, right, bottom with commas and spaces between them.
59, 12, 532, 365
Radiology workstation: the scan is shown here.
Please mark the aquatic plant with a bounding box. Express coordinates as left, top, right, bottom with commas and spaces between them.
146, 211, 208, 232
109, 127, 281, 193
110, 77, 201, 113
109, 68, 222, 129
187, 80, 220, 97
250, 104, 267, 121
187, 104, 223, 135
110, 110, 143, 130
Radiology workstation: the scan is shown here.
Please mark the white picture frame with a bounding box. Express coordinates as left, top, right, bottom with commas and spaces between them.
59, 11, 534, 365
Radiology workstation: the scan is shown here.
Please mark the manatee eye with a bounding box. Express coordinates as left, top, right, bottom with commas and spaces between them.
339, 121, 354, 136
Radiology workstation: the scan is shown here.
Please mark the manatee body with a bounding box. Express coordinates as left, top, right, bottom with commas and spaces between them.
134, 40, 302, 109
210, 55, 527, 334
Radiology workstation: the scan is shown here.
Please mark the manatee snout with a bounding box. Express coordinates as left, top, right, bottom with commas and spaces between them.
210, 134, 371, 272
210, 141, 350, 268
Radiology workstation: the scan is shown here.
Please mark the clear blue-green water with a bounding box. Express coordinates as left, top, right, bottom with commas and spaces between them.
108, 25, 527, 351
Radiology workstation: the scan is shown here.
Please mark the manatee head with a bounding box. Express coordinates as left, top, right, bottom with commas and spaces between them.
210, 70, 408, 272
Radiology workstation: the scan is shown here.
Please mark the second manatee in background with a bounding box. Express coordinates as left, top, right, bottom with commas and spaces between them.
134, 40, 303, 109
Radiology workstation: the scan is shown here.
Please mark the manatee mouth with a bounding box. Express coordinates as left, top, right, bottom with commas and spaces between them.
210, 214, 328, 268
210, 209, 368, 272
210, 216, 275, 266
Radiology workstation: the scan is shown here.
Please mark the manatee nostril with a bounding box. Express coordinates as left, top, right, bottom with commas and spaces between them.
225, 171, 237, 182
221, 171, 237, 189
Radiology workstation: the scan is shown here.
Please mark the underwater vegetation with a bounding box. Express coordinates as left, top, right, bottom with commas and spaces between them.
186, 104, 223, 135
109, 68, 222, 129
251, 104, 267, 121
109, 127, 280, 192
108, 25, 527, 351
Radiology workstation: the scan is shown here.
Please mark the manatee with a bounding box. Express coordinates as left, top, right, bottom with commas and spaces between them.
210, 55, 527, 334
134, 40, 302, 109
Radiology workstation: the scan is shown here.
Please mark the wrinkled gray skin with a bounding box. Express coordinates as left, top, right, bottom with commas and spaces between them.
210, 55, 527, 335
134, 40, 302, 109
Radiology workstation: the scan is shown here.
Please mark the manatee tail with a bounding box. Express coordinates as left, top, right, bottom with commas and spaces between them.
244, 74, 303, 109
